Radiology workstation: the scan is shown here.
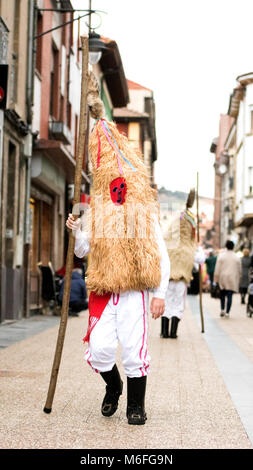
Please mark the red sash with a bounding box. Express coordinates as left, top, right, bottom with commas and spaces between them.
83, 291, 111, 343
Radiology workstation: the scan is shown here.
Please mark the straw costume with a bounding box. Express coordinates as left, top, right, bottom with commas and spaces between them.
161, 189, 205, 338
74, 72, 170, 425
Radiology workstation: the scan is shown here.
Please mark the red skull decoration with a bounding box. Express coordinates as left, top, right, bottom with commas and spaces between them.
110, 177, 127, 205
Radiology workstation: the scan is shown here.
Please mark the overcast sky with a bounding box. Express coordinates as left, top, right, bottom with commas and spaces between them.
73, 0, 253, 198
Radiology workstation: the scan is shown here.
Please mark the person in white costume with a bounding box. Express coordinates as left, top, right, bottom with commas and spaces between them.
66, 75, 170, 426
163, 245, 205, 338
161, 189, 206, 339
66, 214, 170, 424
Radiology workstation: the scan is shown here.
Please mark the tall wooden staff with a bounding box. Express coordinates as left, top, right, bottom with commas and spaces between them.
196, 172, 205, 333
43, 36, 89, 413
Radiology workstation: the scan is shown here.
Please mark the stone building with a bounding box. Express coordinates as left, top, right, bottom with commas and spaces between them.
0, 0, 31, 321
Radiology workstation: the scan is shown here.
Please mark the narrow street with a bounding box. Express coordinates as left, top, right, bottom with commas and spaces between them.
0, 293, 252, 449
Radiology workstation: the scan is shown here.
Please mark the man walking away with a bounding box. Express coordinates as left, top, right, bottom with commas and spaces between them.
214, 240, 241, 317
206, 250, 217, 295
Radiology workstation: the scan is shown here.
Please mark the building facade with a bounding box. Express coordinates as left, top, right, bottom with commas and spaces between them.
0, 2, 130, 321
233, 74, 253, 249
29, 0, 88, 314
0, 0, 89, 320
210, 74, 253, 251
0, 0, 30, 322
210, 113, 235, 249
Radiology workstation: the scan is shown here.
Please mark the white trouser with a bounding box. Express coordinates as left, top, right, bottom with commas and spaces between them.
163, 280, 187, 320
85, 290, 150, 378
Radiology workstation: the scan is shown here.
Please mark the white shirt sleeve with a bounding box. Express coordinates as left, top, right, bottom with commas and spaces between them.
151, 218, 170, 299
194, 245, 206, 264
74, 228, 91, 258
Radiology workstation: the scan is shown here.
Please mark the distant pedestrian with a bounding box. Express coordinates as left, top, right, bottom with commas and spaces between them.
239, 248, 251, 304
214, 240, 241, 317
205, 250, 217, 294
59, 268, 88, 316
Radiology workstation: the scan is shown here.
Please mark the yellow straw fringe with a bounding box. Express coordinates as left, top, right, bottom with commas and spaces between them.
86, 120, 161, 295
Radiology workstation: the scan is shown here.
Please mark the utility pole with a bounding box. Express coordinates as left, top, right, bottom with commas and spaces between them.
23, 0, 36, 318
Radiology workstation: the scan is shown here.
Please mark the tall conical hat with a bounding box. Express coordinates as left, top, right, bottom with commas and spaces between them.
186, 188, 195, 209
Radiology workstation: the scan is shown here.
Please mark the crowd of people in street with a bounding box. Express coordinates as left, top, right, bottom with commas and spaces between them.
205, 243, 253, 318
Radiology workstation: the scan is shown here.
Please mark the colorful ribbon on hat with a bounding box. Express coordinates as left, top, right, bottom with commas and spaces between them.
96, 126, 101, 169
95, 118, 136, 173
180, 209, 196, 239
100, 119, 123, 174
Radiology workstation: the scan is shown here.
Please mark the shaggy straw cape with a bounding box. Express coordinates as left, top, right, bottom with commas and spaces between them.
167, 189, 196, 284
85, 85, 161, 294
168, 213, 196, 284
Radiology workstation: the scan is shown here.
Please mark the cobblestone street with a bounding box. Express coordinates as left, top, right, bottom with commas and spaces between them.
0, 293, 252, 449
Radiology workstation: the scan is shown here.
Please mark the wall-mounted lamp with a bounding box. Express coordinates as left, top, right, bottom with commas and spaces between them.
88, 31, 107, 65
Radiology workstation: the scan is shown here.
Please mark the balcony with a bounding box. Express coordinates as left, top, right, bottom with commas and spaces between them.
49, 121, 71, 145
33, 138, 90, 185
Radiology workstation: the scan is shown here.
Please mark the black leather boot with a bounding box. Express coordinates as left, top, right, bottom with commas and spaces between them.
170, 316, 180, 338
100, 364, 123, 417
126, 376, 147, 425
160, 316, 169, 338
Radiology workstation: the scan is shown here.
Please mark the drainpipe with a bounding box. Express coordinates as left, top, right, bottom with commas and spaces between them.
23, 0, 36, 317
0, 18, 9, 323
242, 94, 246, 225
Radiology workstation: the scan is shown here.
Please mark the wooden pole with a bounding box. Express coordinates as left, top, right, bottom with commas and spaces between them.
197, 172, 205, 333
43, 36, 89, 413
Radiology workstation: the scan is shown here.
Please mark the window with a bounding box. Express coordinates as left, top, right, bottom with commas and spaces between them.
70, 12, 74, 48
6, 141, 17, 267
36, 12, 43, 74
67, 101, 72, 130
10, 0, 21, 103
77, 16, 80, 62
50, 45, 59, 119
62, 13, 66, 46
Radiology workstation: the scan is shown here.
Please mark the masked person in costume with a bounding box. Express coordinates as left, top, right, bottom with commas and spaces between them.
66, 73, 170, 425
161, 189, 205, 339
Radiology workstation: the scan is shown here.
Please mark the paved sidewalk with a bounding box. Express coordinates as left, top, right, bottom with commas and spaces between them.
201, 292, 253, 363
0, 296, 252, 449
0, 315, 60, 349
188, 293, 253, 446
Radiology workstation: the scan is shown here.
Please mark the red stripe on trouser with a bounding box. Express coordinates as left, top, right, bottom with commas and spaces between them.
86, 350, 99, 374
139, 291, 149, 376
112, 293, 119, 305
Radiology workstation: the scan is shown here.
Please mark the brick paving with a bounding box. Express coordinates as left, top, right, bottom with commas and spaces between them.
0, 294, 252, 449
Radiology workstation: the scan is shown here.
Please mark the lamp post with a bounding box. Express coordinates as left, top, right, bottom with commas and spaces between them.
88, 31, 107, 65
